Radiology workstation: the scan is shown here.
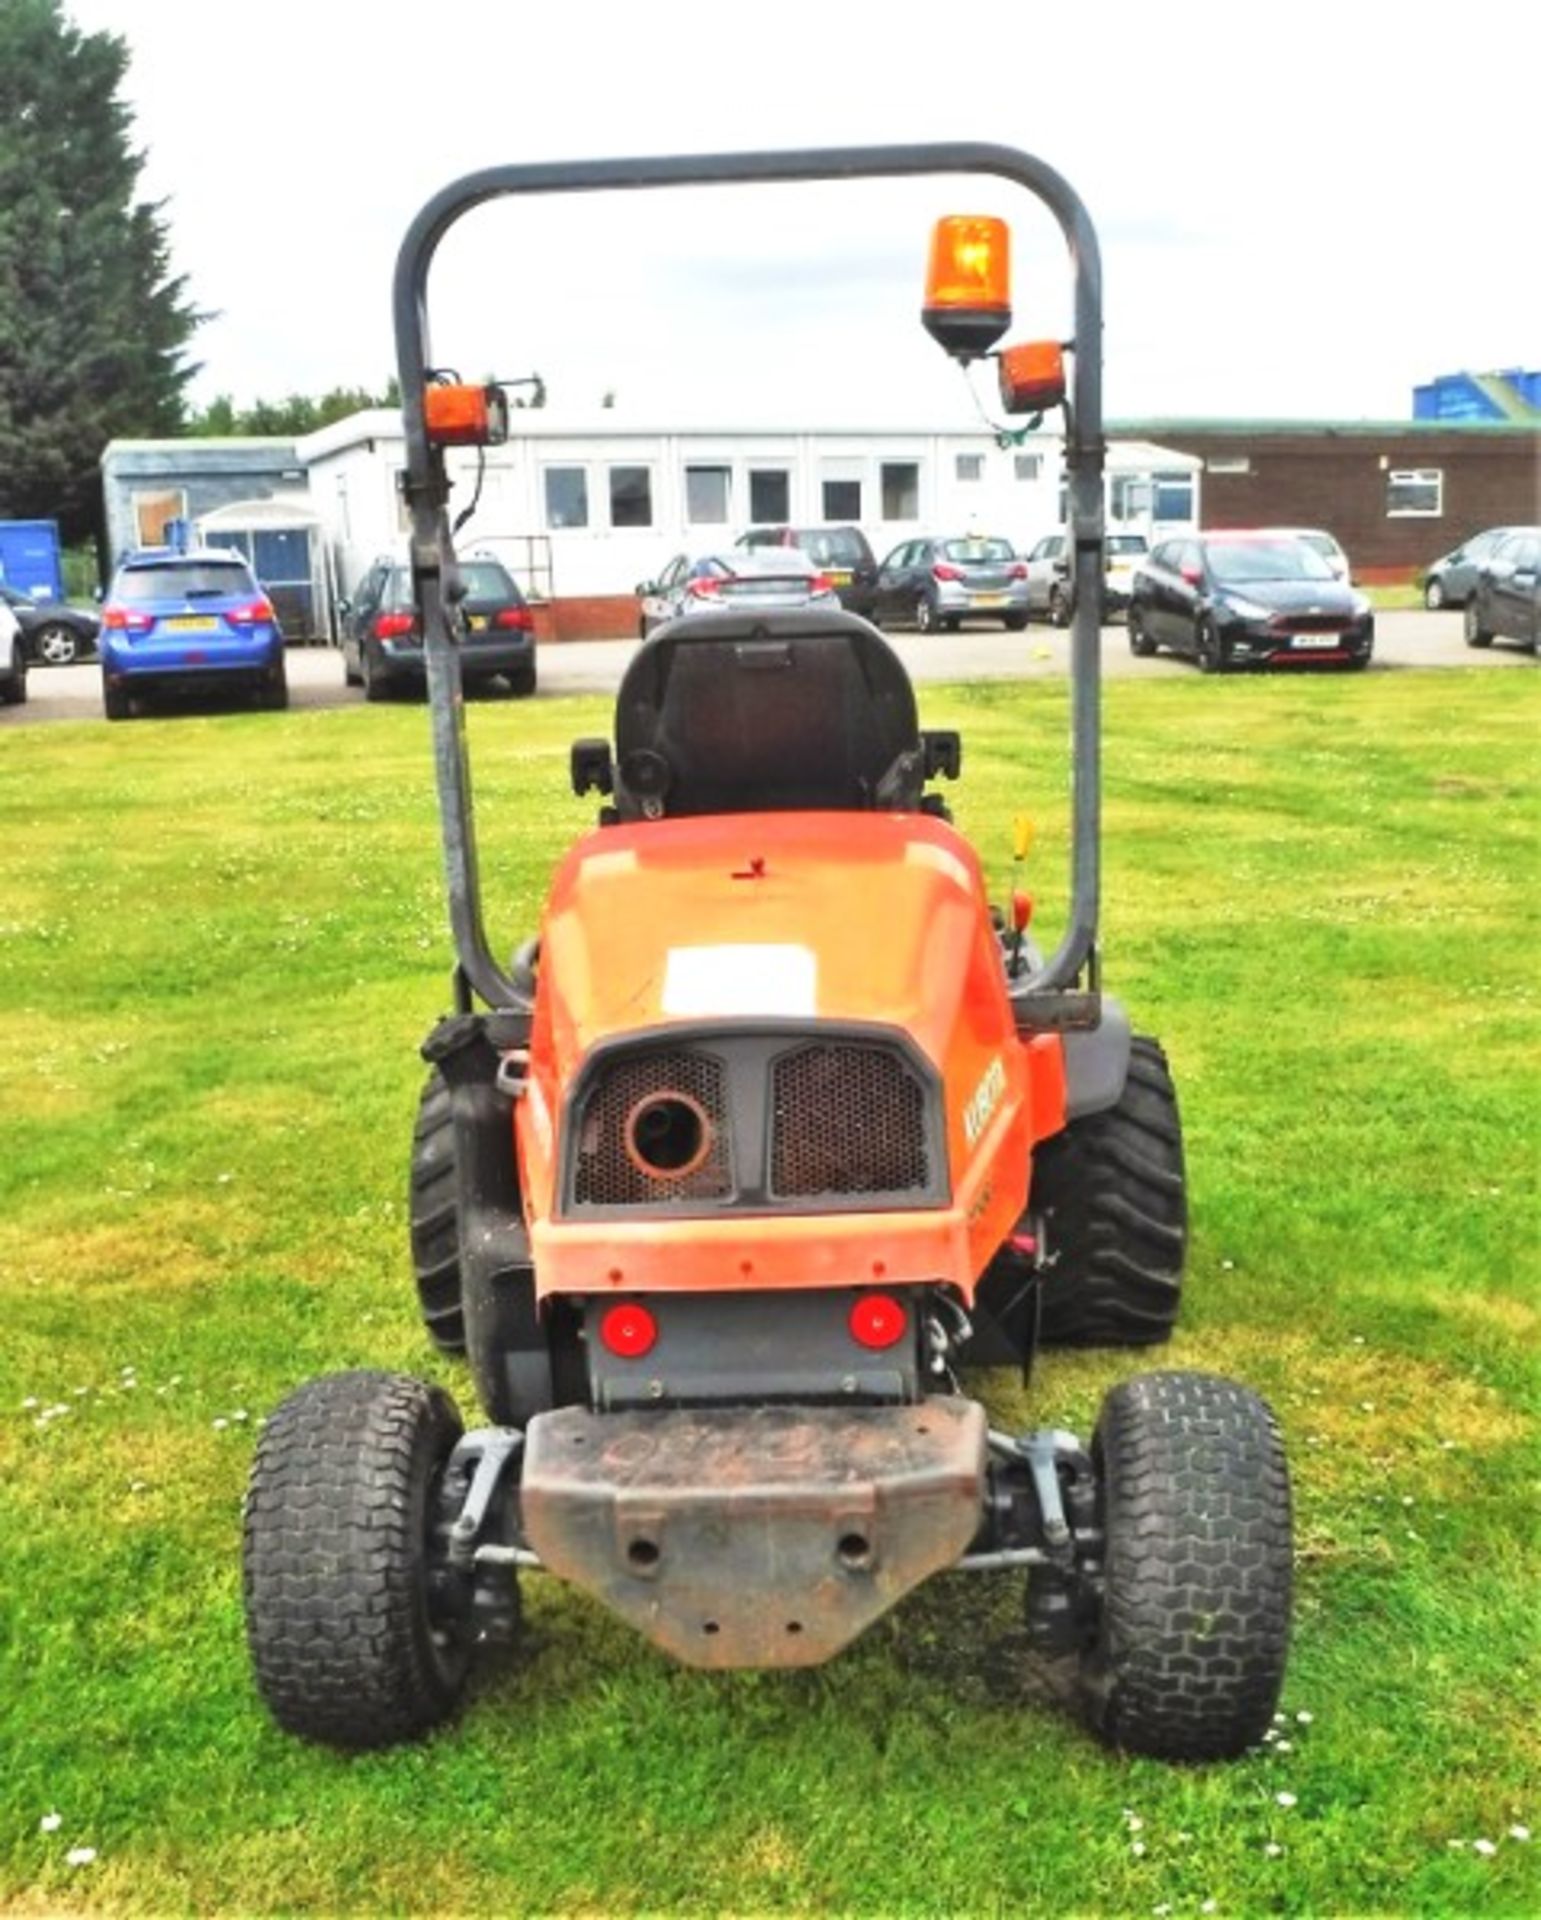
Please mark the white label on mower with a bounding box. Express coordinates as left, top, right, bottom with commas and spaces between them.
662, 944, 817, 1018
963, 1055, 1007, 1147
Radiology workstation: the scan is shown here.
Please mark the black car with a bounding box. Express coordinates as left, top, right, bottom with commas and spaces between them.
1420, 527, 1525, 611
1463, 527, 1539, 653
734, 526, 878, 618
341, 554, 536, 699
0, 584, 100, 666
1127, 532, 1374, 673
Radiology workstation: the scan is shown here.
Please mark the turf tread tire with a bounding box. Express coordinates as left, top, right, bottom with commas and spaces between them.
1032, 1035, 1187, 1346
409, 1068, 467, 1354
1082, 1369, 1292, 1760
243, 1369, 471, 1749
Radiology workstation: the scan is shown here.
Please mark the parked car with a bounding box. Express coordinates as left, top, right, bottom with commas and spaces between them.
0, 597, 27, 706
341, 554, 536, 699
1020, 530, 1150, 624
0, 584, 100, 666
1462, 526, 1540, 652
733, 525, 878, 618
1127, 531, 1374, 673
1259, 527, 1351, 582
872, 534, 1029, 632
637, 548, 837, 636
1421, 526, 1526, 610
98, 546, 286, 720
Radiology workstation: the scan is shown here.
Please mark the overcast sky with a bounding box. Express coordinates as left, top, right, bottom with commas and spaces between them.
65, 0, 1538, 428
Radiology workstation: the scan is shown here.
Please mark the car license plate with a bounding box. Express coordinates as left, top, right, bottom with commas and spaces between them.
466, 614, 489, 631
828, 571, 852, 586
972, 592, 1007, 608
165, 615, 218, 632
1291, 633, 1339, 649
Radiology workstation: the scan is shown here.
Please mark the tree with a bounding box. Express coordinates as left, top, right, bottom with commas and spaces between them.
182, 381, 401, 439
0, 1, 202, 541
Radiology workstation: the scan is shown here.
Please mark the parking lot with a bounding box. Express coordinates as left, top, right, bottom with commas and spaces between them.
3, 608, 1531, 726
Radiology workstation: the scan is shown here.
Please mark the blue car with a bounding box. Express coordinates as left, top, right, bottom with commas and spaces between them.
99, 547, 287, 720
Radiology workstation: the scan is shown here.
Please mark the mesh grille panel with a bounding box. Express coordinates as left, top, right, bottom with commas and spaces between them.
572, 1050, 731, 1207
771, 1045, 930, 1198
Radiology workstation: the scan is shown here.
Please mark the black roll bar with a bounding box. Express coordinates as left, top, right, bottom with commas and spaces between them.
392, 143, 1105, 1028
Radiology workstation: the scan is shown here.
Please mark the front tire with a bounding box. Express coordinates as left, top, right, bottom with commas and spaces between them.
243, 1370, 475, 1749
409, 1068, 467, 1354
1423, 578, 1446, 611
35, 621, 83, 666
1079, 1371, 1292, 1761
1195, 616, 1226, 674
1032, 1035, 1187, 1345
1464, 601, 1493, 649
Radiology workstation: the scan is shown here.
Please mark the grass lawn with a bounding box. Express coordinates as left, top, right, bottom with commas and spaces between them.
1, 667, 1537, 1916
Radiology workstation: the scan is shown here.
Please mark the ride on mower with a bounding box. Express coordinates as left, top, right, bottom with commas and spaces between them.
243, 144, 1293, 1759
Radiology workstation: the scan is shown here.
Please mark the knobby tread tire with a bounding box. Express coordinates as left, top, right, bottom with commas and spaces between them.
1082, 1370, 1293, 1761
1032, 1035, 1187, 1345
243, 1369, 470, 1749
409, 1068, 467, 1353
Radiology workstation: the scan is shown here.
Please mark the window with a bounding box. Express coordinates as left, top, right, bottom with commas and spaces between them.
822, 479, 862, 521
685, 464, 731, 524
1153, 472, 1195, 522
1110, 475, 1151, 522
131, 488, 187, 546
748, 469, 789, 524
881, 461, 919, 520
544, 466, 588, 530
1014, 454, 1042, 481
609, 465, 653, 528
955, 453, 985, 482
1387, 469, 1442, 516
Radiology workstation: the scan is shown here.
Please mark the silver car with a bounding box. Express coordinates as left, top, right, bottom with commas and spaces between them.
637, 548, 838, 637
872, 535, 1030, 632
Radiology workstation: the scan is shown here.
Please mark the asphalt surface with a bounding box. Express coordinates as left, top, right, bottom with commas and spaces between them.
4, 609, 1532, 727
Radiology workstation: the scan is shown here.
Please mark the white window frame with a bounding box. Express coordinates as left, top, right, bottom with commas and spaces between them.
684, 463, 732, 525
607, 462, 655, 530
1013, 454, 1043, 482
1386, 468, 1443, 517
541, 464, 590, 531
955, 453, 985, 482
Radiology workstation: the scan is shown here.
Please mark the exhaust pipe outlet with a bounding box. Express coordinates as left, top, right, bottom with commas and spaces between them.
624, 1091, 713, 1180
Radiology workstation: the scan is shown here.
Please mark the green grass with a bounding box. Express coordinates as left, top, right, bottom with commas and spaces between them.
2, 670, 1538, 1916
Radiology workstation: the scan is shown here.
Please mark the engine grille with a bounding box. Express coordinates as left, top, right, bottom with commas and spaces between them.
770, 1044, 931, 1199
572, 1049, 732, 1207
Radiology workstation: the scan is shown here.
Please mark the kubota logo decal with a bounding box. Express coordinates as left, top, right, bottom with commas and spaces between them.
963, 1056, 1007, 1147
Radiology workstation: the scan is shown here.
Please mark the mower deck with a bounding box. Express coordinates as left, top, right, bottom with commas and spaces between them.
520, 1398, 986, 1667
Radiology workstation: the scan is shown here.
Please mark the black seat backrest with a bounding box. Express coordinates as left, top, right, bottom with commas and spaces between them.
611, 611, 927, 820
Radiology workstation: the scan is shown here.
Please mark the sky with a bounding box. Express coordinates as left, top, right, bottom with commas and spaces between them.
63, 0, 1539, 430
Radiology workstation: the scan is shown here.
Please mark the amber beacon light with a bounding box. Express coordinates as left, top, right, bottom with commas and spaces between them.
922, 215, 1011, 360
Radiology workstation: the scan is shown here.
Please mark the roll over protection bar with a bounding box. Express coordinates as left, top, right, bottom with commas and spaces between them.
392, 142, 1105, 1029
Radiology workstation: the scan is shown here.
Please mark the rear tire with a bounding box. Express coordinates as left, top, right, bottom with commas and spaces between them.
409, 1068, 467, 1354
1032, 1035, 1187, 1346
915, 594, 937, 634
1463, 601, 1493, 649
1049, 584, 1071, 628
102, 676, 131, 721
260, 658, 289, 710
243, 1370, 475, 1750
1003, 611, 1029, 632
509, 660, 537, 697
1079, 1370, 1292, 1761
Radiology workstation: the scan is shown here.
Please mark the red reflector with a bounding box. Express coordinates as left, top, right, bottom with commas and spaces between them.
848, 1293, 907, 1351
493, 605, 533, 630
599, 1302, 658, 1359
374, 611, 415, 639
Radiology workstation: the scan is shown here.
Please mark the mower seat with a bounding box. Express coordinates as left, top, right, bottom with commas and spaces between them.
608, 610, 932, 821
